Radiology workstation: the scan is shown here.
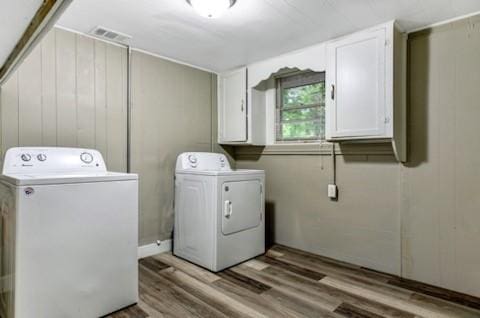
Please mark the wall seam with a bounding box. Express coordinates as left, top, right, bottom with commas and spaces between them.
74, 34, 79, 147
54, 29, 58, 145
93, 40, 97, 149
40, 39, 44, 146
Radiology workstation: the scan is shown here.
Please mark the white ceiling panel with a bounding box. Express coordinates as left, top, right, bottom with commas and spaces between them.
57, 0, 480, 72
0, 0, 44, 67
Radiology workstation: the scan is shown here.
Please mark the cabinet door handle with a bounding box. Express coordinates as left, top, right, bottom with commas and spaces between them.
241, 100, 244, 112
331, 84, 335, 100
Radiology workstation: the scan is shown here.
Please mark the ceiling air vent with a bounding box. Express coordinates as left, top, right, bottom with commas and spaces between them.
89, 26, 132, 44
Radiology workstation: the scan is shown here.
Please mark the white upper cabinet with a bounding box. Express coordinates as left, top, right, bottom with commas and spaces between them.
218, 67, 248, 143
326, 28, 387, 138
326, 21, 406, 161
217, 21, 406, 160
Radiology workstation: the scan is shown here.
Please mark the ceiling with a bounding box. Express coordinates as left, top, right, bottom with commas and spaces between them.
0, 0, 43, 67
57, 0, 480, 72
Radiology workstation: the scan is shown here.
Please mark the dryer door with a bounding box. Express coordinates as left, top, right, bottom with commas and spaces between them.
221, 180, 262, 235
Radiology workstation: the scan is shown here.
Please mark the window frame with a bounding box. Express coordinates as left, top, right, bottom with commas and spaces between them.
275, 71, 326, 143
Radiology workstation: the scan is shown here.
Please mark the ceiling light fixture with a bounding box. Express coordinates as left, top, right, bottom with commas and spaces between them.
187, 0, 237, 18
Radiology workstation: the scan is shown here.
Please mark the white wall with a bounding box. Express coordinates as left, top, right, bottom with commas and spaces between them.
0, 27, 127, 171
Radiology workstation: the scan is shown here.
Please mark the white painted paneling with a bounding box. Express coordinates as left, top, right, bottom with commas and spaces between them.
57, 0, 480, 71
41, 30, 58, 146
18, 44, 42, 146
76, 35, 96, 149
0, 27, 127, 172
56, 28, 77, 147
0, 73, 19, 152
94, 41, 108, 156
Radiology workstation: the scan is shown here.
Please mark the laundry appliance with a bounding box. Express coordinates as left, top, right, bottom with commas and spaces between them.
174, 152, 265, 272
0, 147, 138, 318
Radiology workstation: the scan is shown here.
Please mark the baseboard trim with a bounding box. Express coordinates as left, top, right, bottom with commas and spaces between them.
138, 239, 172, 259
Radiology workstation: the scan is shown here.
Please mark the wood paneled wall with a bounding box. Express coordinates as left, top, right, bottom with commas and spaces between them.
130, 50, 215, 245
236, 14, 480, 298
0, 27, 219, 248
0, 27, 127, 171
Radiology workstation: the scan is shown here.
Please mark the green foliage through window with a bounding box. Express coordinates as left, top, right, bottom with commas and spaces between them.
277, 72, 325, 141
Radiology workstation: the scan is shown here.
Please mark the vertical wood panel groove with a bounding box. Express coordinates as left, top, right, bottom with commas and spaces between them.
16, 64, 19, 146
93, 39, 97, 149
1, 27, 126, 168
105, 45, 109, 164
40, 39, 44, 146
54, 28, 58, 145
74, 33, 78, 146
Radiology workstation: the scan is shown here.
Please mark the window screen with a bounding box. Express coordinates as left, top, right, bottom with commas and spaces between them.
276, 71, 325, 142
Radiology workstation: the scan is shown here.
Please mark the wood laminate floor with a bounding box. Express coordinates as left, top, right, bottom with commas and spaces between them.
109, 245, 480, 318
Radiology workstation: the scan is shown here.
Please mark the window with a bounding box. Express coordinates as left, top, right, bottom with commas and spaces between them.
276, 71, 325, 142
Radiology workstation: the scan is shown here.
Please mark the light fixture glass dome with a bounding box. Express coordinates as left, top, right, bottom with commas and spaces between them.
187, 0, 236, 18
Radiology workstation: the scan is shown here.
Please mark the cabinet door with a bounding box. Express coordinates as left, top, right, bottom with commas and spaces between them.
219, 67, 247, 142
326, 28, 386, 139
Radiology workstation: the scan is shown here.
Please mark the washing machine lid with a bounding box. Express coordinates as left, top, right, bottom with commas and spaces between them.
0, 172, 137, 186
0, 147, 137, 185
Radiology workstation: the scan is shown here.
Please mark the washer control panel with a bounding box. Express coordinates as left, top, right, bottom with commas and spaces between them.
2, 147, 107, 174
187, 154, 198, 168
176, 152, 231, 171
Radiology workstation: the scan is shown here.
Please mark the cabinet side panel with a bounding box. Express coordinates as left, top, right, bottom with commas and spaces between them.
393, 27, 407, 162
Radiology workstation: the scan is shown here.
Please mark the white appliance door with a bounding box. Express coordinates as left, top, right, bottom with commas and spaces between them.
221, 180, 262, 235
15, 180, 138, 318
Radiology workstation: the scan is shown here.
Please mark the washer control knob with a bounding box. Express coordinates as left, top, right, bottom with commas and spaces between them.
188, 155, 197, 163
21, 154, 31, 162
80, 152, 94, 164
37, 154, 47, 162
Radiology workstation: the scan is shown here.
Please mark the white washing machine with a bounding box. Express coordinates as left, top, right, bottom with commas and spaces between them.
0, 147, 138, 318
174, 152, 265, 272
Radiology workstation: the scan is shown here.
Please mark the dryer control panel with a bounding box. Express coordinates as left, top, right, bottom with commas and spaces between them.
2, 147, 107, 174
176, 152, 231, 171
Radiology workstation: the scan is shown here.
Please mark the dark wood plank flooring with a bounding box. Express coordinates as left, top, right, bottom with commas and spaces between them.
109, 245, 480, 318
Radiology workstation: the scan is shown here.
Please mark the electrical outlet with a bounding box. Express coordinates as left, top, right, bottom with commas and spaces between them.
328, 184, 337, 199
